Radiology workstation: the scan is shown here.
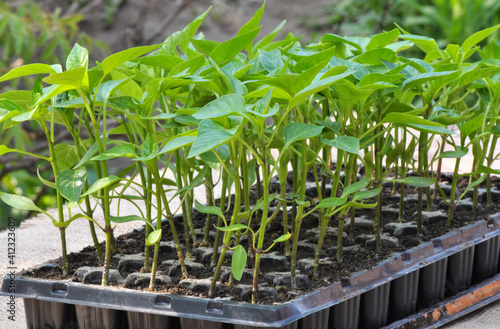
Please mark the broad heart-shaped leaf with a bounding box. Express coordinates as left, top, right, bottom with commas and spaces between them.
462, 24, 500, 55
215, 224, 250, 232
0, 64, 57, 83
284, 123, 323, 148
195, 200, 224, 219
288, 71, 352, 109
366, 28, 400, 50
317, 197, 347, 208
352, 187, 382, 202
66, 43, 89, 71
193, 94, 246, 120
91, 144, 137, 161
232, 245, 247, 281
436, 147, 468, 160
56, 167, 87, 203
0, 192, 47, 214
81, 175, 121, 197
43, 67, 87, 87
210, 27, 261, 63
402, 71, 459, 91
321, 136, 360, 154
146, 229, 163, 246
387, 176, 435, 188
188, 119, 238, 158
341, 176, 370, 198
101, 43, 163, 76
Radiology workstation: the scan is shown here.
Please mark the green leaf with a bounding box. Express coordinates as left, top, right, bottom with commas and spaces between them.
295, 200, 310, 207
73, 143, 99, 169
346, 201, 378, 209
381, 112, 445, 127
259, 49, 285, 74
146, 229, 162, 245
321, 34, 362, 52
210, 27, 261, 63
56, 167, 87, 203
402, 71, 459, 91
352, 187, 382, 202
317, 197, 347, 208
294, 46, 336, 72
387, 176, 435, 187
406, 124, 454, 135
283, 123, 323, 147
0, 64, 57, 83
173, 166, 210, 197
273, 233, 291, 243
195, 200, 224, 219
81, 175, 121, 197
399, 34, 439, 54
188, 119, 238, 158
357, 48, 397, 65
193, 94, 246, 119
462, 24, 500, 55
96, 78, 133, 104
66, 43, 89, 71
54, 144, 79, 171
216, 224, 250, 232
232, 245, 247, 281
109, 215, 154, 230
321, 136, 359, 154
436, 148, 468, 159
237, 1, 264, 36
459, 175, 487, 200
0, 192, 47, 214
366, 29, 400, 50
288, 71, 352, 109
101, 43, 163, 76
341, 177, 370, 197
92, 144, 137, 161
37, 166, 56, 189
43, 67, 87, 87
160, 136, 196, 154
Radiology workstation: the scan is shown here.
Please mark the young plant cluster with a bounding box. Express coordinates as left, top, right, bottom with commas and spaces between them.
1, 4, 500, 304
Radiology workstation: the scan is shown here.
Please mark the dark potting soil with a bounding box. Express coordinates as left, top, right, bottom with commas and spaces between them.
21, 171, 500, 305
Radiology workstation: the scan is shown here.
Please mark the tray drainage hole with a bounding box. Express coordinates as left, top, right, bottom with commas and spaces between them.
340, 278, 352, 291
154, 295, 171, 308
206, 301, 223, 314
51, 283, 68, 296
402, 252, 413, 265
432, 239, 443, 251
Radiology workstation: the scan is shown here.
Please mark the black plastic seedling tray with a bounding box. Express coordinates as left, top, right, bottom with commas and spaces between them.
3, 214, 500, 329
